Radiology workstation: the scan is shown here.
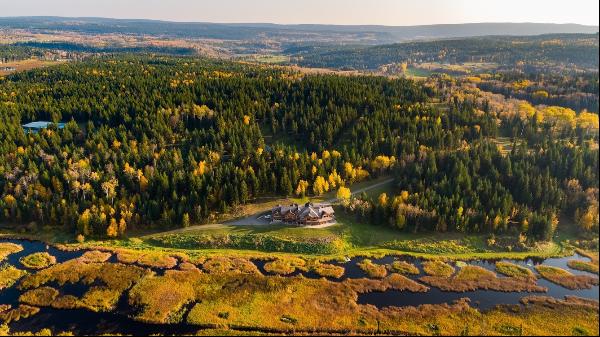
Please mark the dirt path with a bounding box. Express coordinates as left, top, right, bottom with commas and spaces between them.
324, 177, 395, 203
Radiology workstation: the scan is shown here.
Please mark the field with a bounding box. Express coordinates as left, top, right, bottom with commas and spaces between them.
0, 58, 58, 75
404, 66, 432, 78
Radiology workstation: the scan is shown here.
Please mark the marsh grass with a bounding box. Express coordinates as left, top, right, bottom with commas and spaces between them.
575, 249, 599, 262
128, 268, 200, 323
568, 260, 599, 274
5, 254, 597, 336
568, 249, 599, 274
422, 260, 454, 277
0, 305, 40, 324
379, 295, 598, 335
185, 273, 379, 331
19, 252, 56, 270
116, 249, 178, 269
311, 263, 345, 278
495, 261, 536, 279
356, 259, 387, 278
421, 265, 546, 292
52, 295, 80, 310
535, 265, 599, 290
346, 274, 429, 293
19, 286, 59, 306
263, 257, 306, 275
388, 261, 420, 275
179, 262, 201, 271
0, 264, 27, 290
200, 256, 260, 274
130, 266, 424, 330
0, 242, 23, 261
18, 260, 150, 312
78, 250, 112, 263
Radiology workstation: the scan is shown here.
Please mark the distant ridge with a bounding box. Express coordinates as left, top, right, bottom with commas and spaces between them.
1, 16, 598, 44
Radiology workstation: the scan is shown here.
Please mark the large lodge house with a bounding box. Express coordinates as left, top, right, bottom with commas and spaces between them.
271, 202, 335, 226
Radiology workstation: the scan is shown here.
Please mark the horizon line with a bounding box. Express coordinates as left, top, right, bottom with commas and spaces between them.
1, 15, 599, 28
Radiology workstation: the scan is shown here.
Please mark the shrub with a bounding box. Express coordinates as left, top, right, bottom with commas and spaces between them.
382, 238, 476, 254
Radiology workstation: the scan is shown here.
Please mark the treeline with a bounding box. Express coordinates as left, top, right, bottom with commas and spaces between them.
293, 34, 599, 70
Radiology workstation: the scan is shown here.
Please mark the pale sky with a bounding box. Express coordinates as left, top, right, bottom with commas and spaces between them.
1, 0, 598, 26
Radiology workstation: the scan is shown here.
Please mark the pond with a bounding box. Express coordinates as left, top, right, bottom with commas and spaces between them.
1, 238, 599, 334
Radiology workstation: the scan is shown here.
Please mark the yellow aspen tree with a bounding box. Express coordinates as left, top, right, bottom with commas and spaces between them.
337, 187, 351, 200
378, 193, 388, 207
313, 176, 330, 196
328, 169, 343, 189
295, 180, 309, 197
106, 218, 118, 238
118, 218, 127, 235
